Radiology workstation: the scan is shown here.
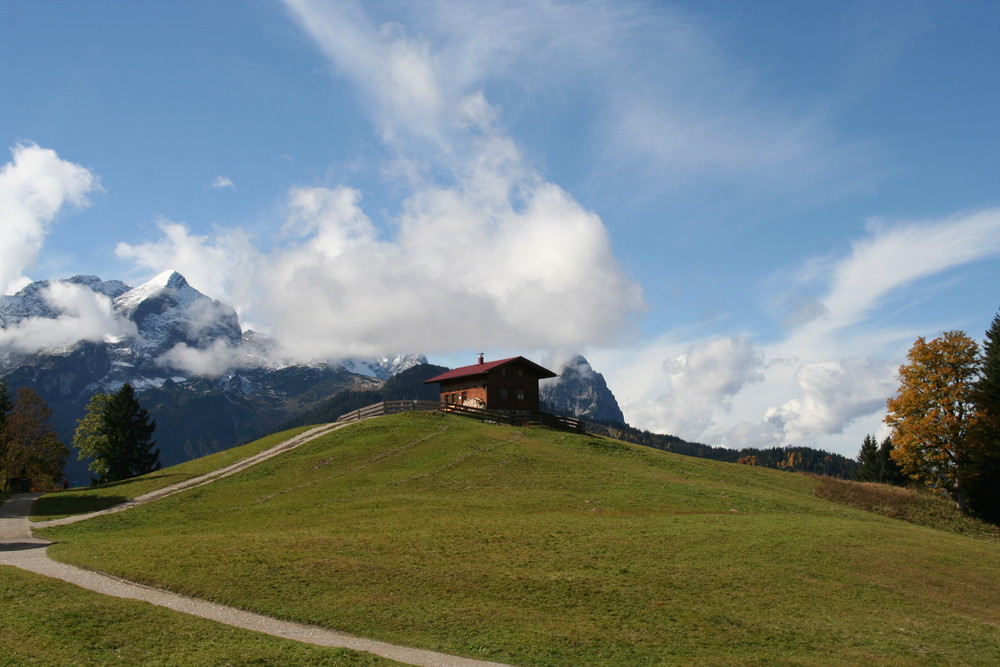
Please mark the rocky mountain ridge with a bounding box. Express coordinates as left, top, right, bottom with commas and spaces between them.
2, 271, 625, 481
540, 355, 624, 425
0, 272, 425, 480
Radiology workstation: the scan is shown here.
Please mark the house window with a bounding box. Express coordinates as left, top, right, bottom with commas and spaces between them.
516, 389, 525, 401
500, 388, 509, 400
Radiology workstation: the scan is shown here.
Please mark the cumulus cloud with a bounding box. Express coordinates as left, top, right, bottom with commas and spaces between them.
269, 175, 640, 358
0, 282, 136, 354
606, 207, 1000, 455
762, 357, 899, 444
0, 143, 98, 294
625, 337, 764, 441
115, 0, 644, 362
121, 166, 642, 361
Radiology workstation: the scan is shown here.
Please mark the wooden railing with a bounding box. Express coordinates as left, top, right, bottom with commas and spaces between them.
337, 400, 584, 432
336, 400, 440, 423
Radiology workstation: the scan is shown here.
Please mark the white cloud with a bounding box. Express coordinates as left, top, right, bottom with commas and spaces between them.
0, 143, 98, 294
820, 208, 1000, 331
117, 162, 642, 361
115, 220, 256, 314
605, 207, 1000, 455
211, 175, 236, 190
762, 357, 899, 445
113, 0, 639, 360
0, 282, 136, 354
622, 337, 764, 442
281, 0, 870, 198
158, 339, 249, 377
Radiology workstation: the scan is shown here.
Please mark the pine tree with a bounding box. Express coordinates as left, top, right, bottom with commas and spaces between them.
856, 434, 906, 485
876, 436, 907, 486
75, 383, 160, 484
856, 434, 881, 482
968, 310, 1000, 523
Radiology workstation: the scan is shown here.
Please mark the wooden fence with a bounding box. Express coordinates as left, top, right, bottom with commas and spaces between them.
337, 400, 584, 432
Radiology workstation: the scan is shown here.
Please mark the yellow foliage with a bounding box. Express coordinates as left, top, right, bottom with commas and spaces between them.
884, 331, 982, 501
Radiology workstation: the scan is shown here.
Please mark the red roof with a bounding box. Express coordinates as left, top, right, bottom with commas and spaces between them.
423, 356, 557, 383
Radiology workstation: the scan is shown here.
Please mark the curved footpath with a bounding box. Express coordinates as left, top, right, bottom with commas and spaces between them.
0, 423, 512, 667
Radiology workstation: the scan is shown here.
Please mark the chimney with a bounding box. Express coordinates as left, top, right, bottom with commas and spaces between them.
478, 353, 484, 365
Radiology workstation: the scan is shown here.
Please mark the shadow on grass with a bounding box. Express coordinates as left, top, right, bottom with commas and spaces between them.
31, 493, 132, 520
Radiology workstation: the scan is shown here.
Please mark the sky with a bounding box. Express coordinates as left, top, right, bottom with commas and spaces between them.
2, 0, 998, 458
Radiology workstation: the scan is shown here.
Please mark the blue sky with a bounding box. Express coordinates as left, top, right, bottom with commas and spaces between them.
2, 0, 998, 457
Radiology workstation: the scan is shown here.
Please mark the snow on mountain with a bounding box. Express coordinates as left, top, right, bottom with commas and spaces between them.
2, 270, 420, 480
0, 275, 129, 327
113, 270, 242, 357
340, 353, 428, 380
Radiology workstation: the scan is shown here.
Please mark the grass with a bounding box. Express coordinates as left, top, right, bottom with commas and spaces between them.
0, 566, 398, 666
30, 425, 317, 520
37, 412, 1000, 665
814, 476, 1000, 541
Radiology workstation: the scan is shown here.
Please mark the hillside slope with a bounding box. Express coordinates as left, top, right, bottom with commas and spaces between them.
38, 413, 1000, 666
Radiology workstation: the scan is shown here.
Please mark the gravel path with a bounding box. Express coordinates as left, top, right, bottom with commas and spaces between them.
33, 422, 347, 528
1, 424, 514, 667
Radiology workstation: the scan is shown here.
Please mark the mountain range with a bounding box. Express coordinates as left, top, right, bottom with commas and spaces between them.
1, 271, 620, 482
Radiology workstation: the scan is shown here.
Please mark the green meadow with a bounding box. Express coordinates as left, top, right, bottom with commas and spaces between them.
0, 566, 398, 666
34, 412, 1000, 665
31, 426, 317, 520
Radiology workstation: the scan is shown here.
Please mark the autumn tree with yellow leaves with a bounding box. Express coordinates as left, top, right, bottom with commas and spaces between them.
884, 331, 982, 509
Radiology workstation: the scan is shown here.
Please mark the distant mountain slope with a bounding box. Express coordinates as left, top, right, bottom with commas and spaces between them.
0, 272, 419, 480
2, 271, 853, 481
540, 354, 624, 424
282, 363, 448, 428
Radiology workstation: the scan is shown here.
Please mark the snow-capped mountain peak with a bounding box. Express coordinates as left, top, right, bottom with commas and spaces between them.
113, 270, 199, 316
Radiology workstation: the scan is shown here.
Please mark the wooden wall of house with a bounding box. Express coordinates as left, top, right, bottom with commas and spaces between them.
439, 379, 488, 408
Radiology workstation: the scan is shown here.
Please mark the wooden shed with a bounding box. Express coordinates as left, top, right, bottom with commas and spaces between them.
424, 355, 557, 412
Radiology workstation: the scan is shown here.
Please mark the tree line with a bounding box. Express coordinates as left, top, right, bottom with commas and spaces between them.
869, 309, 1000, 524
587, 420, 858, 478
0, 379, 159, 491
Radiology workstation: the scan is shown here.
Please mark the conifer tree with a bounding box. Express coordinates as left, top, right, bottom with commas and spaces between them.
856, 434, 881, 482
75, 383, 160, 484
856, 434, 906, 485
876, 436, 907, 486
968, 310, 1000, 522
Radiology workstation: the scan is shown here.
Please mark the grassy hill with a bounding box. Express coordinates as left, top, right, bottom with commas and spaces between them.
34, 412, 1000, 665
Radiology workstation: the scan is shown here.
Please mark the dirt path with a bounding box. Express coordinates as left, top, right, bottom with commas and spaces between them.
33, 421, 347, 528
1, 425, 514, 667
